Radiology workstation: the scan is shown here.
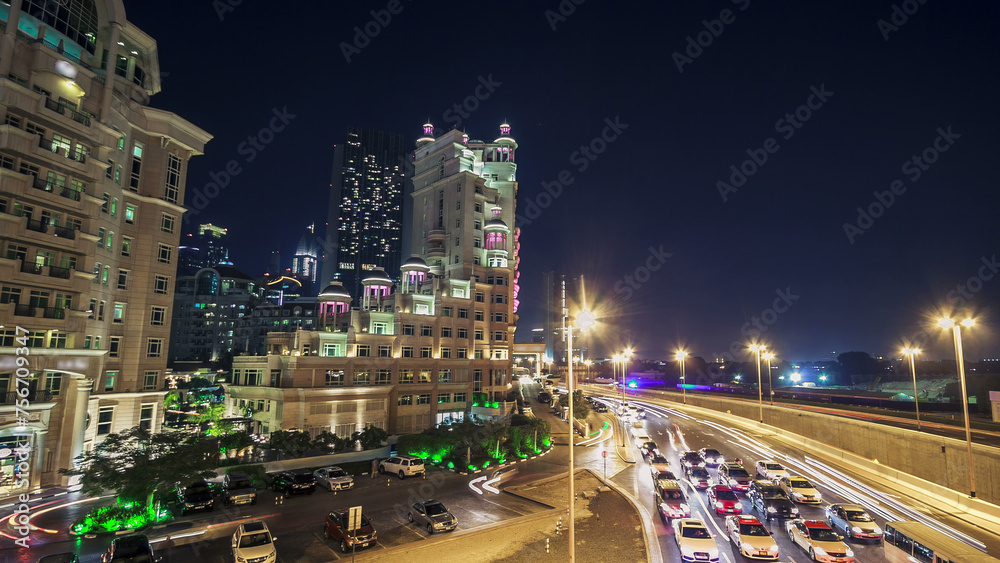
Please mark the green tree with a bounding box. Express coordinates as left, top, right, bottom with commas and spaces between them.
59, 427, 216, 507
310, 431, 346, 454
559, 390, 590, 420
357, 425, 388, 450
163, 391, 182, 411
268, 430, 312, 458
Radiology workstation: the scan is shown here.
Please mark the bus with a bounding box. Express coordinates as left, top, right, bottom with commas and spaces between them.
883, 521, 1000, 563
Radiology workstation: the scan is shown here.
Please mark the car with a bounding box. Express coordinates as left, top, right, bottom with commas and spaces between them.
636, 406, 647, 419
594, 403, 609, 413
785, 519, 855, 562
747, 480, 798, 522
324, 508, 378, 552
672, 518, 720, 562
651, 467, 679, 481
725, 514, 779, 560
718, 463, 753, 492
687, 467, 712, 490
36, 555, 79, 563
101, 534, 160, 563
222, 471, 257, 506
679, 451, 706, 470
176, 480, 214, 515
698, 447, 725, 466
648, 453, 671, 473
654, 479, 690, 520
778, 476, 822, 504
754, 460, 789, 482
707, 485, 742, 515
232, 521, 277, 563
408, 499, 458, 534
523, 405, 533, 415
825, 503, 883, 542
537, 391, 552, 403
272, 469, 317, 495
314, 466, 355, 491
639, 440, 659, 456
634, 434, 653, 449
379, 455, 425, 479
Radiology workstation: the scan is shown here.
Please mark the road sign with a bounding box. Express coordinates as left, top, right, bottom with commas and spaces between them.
347, 505, 362, 532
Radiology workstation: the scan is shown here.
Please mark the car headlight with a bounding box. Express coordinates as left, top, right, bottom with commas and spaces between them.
680, 545, 695, 556
769, 544, 779, 552
715, 501, 724, 509
813, 546, 827, 556
709, 547, 719, 558
767, 506, 777, 513
791, 507, 799, 513
814, 492, 822, 500
852, 526, 863, 534
872, 526, 882, 534
792, 492, 803, 499
679, 504, 690, 512
741, 542, 753, 552
846, 548, 855, 557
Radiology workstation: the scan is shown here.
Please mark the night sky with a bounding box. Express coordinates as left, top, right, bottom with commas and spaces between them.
127, 1, 999, 363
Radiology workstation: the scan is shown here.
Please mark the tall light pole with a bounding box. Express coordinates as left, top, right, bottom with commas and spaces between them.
623, 348, 633, 404
749, 344, 765, 423
940, 317, 976, 498
762, 352, 775, 406
565, 309, 594, 562
676, 350, 688, 404
902, 347, 922, 431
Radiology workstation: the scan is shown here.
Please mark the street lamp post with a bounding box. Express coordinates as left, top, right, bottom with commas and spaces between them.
622, 348, 633, 405
749, 344, 765, 423
940, 317, 976, 498
762, 352, 775, 406
676, 350, 688, 404
902, 347, 922, 431
565, 310, 595, 562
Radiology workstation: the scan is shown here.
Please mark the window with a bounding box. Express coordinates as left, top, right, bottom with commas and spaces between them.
416, 394, 431, 405
353, 370, 370, 385
97, 301, 105, 321
157, 244, 172, 264
355, 344, 370, 357
143, 371, 159, 391
325, 370, 345, 386
153, 274, 168, 294
439, 369, 452, 383
4, 113, 21, 127
454, 392, 467, 403
441, 327, 452, 338
139, 404, 154, 430
372, 321, 388, 334
398, 395, 412, 406
493, 331, 507, 341
97, 406, 114, 435
402, 324, 415, 335
322, 343, 342, 357
378, 345, 391, 357
375, 369, 391, 385
164, 155, 181, 203
402, 346, 414, 358
438, 394, 451, 404
121, 236, 133, 257
0, 286, 21, 304
97, 227, 106, 249
146, 338, 163, 357
6, 243, 27, 261
101, 193, 110, 213
420, 325, 432, 337
125, 205, 135, 224
493, 294, 506, 304
113, 302, 125, 323
475, 310, 484, 321
441, 347, 452, 359
103, 371, 116, 392
150, 306, 166, 326
129, 141, 143, 191
116, 269, 129, 290
160, 213, 175, 233
474, 219, 482, 230
442, 306, 453, 317
458, 308, 469, 319
26, 122, 45, 137
19, 163, 39, 177
475, 202, 483, 213
106, 159, 114, 179
475, 329, 484, 341
399, 370, 414, 384
44, 373, 62, 396
109, 336, 122, 358
110, 198, 117, 216
102, 265, 110, 285
475, 349, 483, 359
457, 348, 467, 359
420, 347, 432, 358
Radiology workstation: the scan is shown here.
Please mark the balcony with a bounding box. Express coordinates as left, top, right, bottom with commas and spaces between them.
47, 266, 71, 279
25, 218, 47, 233
427, 229, 446, 243
43, 97, 91, 127
52, 226, 76, 240
13, 303, 35, 316
0, 391, 53, 405
19, 260, 42, 275
42, 307, 66, 319
28, 176, 83, 201
38, 136, 87, 165
427, 245, 446, 258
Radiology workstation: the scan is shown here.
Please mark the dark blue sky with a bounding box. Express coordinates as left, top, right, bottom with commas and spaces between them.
128, 1, 1000, 362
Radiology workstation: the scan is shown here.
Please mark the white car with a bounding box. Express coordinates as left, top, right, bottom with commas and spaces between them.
672, 518, 720, 562
379, 455, 425, 479
778, 476, 822, 504
314, 466, 354, 491
754, 460, 789, 482
785, 519, 854, 563
825, 503, 883, 542
725, 514, 779, 560
232, 521, 277, 563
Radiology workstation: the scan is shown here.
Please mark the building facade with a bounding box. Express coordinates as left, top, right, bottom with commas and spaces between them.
168, 266, 259, 364
231, 123, 519, 437
322, 127, 406, 296
0, 0, 210, 489
177, 223, 230, 275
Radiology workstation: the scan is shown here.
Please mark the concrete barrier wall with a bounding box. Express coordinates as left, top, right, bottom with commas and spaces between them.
257, 445, 391, 474
625, 388, 1000, 506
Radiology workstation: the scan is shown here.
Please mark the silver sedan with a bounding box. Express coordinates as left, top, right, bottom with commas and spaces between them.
408, 500, 457, 534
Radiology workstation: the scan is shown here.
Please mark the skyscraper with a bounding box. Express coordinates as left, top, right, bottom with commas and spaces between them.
0, 0, 210, 488
291, 223, 319, 292
322, 127, 406, 297
178, 223, 231, 275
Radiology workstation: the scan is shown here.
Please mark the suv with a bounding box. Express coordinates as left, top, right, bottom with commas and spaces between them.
718, 463, 753, 492
101, 534, 160, 562
748, 479, 798, 522
272, 469, 317, 495
176, 480, 214, 515
379, 455, 425, 479
222, 471, 257, 506
654, 479, 690, 520
324, 509, 377, 553
231, 521, 276, 563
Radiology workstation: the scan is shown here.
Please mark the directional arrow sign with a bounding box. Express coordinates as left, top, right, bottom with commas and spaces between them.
468, 476, 487, 495
482, 477, 501, 495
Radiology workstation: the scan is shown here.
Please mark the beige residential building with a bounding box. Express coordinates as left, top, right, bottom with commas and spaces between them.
0, 0, 209, 490
230, 124, 520, 437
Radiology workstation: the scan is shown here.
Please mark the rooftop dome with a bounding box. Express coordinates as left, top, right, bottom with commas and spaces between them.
318, 282, 351, 299
484, 217, 509, 230
362, 269, 393, 285
401, 255, 430, 271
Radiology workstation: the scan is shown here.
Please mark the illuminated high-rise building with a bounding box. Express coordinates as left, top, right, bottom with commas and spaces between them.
291, 223, 319, 288
321, 127, 406, 297
178, 222, 231, 275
